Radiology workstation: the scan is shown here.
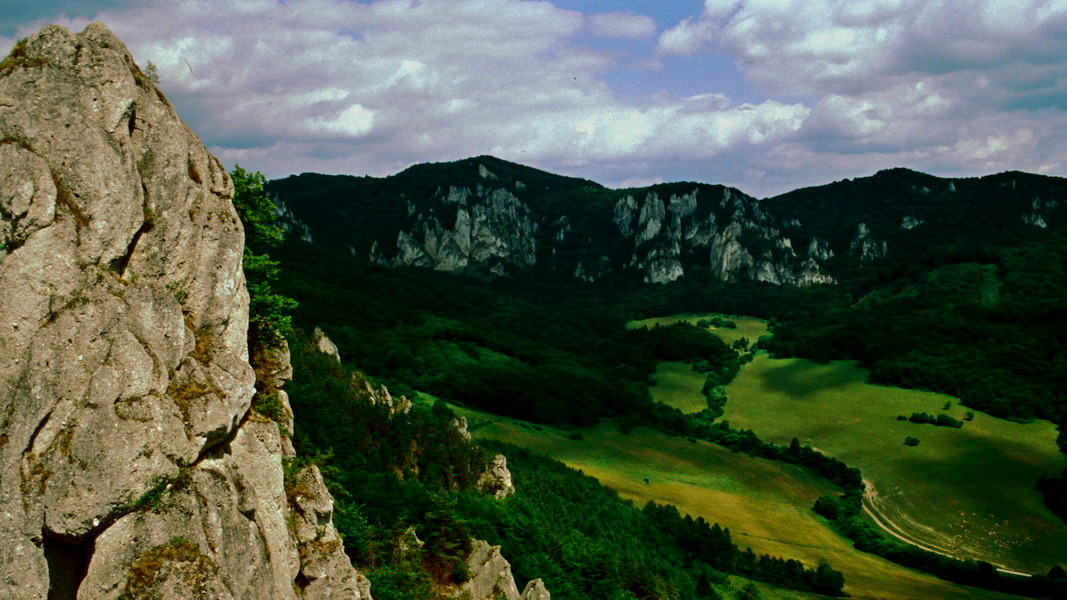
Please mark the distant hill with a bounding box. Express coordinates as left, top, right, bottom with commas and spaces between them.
269, 157, 1065, 288
268, 157, 1067, 428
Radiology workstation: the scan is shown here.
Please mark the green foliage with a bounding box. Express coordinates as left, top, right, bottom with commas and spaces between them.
737, 582, 761, 600
904, 436, 921, 447
230, 166, 297, 347
251, 391, 285, 422
283, 330, 489, 596
1037, 469, 1067, 524
144, 60, 160, 83
232, 165, 284, 249
907, 412, 963, 428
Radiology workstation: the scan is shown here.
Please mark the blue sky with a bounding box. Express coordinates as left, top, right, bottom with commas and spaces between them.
3, 0, 1066, 197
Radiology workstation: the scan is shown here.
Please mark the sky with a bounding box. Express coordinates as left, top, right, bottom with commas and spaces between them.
3, 0, 1067, 197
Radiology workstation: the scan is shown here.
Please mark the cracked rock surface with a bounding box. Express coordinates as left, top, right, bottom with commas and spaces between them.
0, 23, 366, 599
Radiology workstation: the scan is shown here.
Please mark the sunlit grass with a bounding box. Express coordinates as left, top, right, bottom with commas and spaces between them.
721, 354, 1067, 575
627, 313, 769, 346
434, 398, 1022, 600
649, 361, 708, 414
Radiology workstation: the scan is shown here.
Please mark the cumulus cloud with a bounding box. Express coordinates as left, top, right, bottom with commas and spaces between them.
650, 0, 1067, 192
588, 12, 657, 39
658, 0, 1067, 97
3, 0, 1066, 197
0, 0, 807, 186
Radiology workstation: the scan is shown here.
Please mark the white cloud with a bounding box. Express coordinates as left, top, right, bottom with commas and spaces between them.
4, 0, 1067, 197
16, 0, 804, 183
655, 17, 713, 56
588, 12, 657, 39
659, 0, 1067, 96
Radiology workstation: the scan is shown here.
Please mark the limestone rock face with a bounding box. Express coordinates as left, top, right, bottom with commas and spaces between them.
275, 160, 841, 286
389, 181, 538, 275
850, 223, 888, 260
0, 23, 366, 599
608, 188, 835, 285
520, 579, 551, 600
312, 326, 341, 363
477, 454, 515, 499
458, 540, 549, 600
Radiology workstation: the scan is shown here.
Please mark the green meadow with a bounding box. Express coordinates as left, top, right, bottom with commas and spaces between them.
639, 313, 1067, 575
409, 312, 1062, 598
644, 315, 770, 414
433, 398, 1022, 600
649, 361, 710, 414
719, 353, 1067, 576
628, 313, 769, 347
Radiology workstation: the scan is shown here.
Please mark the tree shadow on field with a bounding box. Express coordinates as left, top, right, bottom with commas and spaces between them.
757, 359, 862, 400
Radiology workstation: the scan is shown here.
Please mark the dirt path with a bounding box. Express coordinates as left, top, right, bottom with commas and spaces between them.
861, 479, 1031, 577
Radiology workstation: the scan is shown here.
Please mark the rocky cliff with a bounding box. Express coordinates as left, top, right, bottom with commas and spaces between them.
0, 24, 365, 599
270, 158, 1066, 288
271, 160, 837, 286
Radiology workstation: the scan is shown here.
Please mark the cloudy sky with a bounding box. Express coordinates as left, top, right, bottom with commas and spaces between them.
4, 0, 1067, 197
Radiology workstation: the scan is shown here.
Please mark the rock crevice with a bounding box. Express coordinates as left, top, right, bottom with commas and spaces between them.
0, 23, 366, 599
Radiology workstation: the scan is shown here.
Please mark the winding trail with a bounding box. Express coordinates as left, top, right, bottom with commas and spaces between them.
860, 479, 1031, 578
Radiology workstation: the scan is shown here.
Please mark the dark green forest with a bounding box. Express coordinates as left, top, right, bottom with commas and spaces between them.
284, 329, 847, 599
250, 162, 1067, 598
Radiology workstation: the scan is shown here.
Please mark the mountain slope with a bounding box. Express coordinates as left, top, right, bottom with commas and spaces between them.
269, 158, 1066, 289
269, 156, 833, 285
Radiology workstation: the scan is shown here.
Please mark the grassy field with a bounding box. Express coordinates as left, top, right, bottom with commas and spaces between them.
649, 361, 709, 414
627, 313, 769, 347
643, 315, 771, 415
720, 354, 1067, 575
429, 396, 1024, 600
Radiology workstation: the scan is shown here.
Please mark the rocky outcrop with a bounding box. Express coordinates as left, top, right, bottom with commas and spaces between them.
477, 454, 515, 499
386, 179, 538, 275
459, 540, 549, 600
0, 23, 365, 599
273, 161, 843, 286
312, 327, 341, 363
274, 197, 313, 243
850, 223, 888, 260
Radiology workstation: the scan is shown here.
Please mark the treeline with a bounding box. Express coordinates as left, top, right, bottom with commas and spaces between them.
901, 412, 964, 428
641, 400, 864, 492
1037, 470, 1067, 524
642, 501, 845, 596
814, 492, 1067, 599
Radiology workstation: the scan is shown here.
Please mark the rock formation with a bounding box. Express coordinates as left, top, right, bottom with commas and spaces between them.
459, 540, 549, 600
272, 160, 839, 286
477, 454, 515, 499
0, 23, 365, 599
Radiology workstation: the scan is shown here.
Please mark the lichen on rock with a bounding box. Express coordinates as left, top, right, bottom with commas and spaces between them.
0, 23, 367, 599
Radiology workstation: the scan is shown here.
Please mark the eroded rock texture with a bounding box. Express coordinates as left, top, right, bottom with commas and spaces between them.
0, 23, 365, 599
459, 540, 549, 600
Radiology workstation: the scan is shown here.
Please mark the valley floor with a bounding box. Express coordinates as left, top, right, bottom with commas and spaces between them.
436, 313, 1066, 599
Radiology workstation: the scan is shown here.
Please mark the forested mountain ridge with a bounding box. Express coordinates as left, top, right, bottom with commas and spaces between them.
268, 157, 1066, 287
270, 159, 1067, 428
268, 156, 835, 285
